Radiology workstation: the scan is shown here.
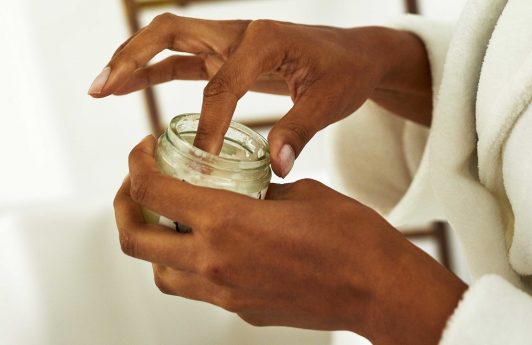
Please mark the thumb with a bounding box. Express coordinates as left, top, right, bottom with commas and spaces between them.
268, 102, 319, 178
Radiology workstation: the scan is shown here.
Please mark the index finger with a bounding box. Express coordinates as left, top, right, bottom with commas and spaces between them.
194, 20, 284, 154
91, 14, 248, 97
113, 176, 199, 270
128, 135, 247, 229
92, 15, 175, 97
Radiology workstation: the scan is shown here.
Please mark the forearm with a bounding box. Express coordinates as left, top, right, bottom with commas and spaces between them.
344, 27, 433, 126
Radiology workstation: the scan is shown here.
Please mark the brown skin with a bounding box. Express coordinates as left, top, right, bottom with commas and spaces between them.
92, 14, 467, 344
90, 15, 432, 176
114, 136, 466, 345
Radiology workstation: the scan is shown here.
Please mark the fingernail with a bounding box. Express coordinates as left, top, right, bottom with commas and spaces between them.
278, 144, 295, 178
88, 66, 111, 95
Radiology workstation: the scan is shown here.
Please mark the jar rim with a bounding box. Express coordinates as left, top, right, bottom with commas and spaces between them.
165, 113, 271, 172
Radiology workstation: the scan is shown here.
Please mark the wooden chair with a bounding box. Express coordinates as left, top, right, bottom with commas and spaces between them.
121, 0, 454, 271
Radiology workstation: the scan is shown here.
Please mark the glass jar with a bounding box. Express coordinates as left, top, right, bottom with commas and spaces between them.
144, 113, 271, 232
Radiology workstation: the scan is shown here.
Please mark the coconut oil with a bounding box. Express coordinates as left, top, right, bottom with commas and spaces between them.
144, 113, 271, 232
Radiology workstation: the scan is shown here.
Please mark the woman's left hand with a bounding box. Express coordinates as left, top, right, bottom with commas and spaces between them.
114, 136, 467, 345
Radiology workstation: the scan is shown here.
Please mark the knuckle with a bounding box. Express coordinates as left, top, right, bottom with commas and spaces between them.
129, 174, 153, 204
201, 207, 241, 240
119, 230, 138, 257
247, 19, 279, 35
202, 220, 219, 236
140, 69, 153, 88
189, 130, 210, 147
289, 178, 320, 195
215, 289, 242, 313
198, 210, 224, 233
109, 42, 142, 70
200, 259, 226, 284
111, 52, 140, 71
296, 178, 319, 188
152, 12, 176, 27
239, 314, 267, 327
219, 209, 238, 228
285, 121, 313, 145
150, 13, 179, 49
112, 192, 121, 209
203, 77, 231, 98
153, 272, 172, 295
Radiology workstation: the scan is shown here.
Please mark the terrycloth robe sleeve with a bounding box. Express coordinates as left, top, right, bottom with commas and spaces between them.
328, 15, 532, 345
440, 112, 532, 345
503, 105, 532, 277
439, 106, 532, 345
438, 87, 532, 345
328, 15, 454, 227
438, 105, 532, 344
439, 274, 532, 345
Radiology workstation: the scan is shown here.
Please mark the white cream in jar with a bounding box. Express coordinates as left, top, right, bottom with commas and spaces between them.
144, 113, 271, 232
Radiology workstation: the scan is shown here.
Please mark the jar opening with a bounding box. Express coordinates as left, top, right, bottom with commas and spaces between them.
165, 113, 270, 172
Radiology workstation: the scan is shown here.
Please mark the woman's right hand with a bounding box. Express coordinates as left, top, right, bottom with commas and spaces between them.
89, 14, 432, 177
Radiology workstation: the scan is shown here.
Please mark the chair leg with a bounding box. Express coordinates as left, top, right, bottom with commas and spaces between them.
143, 87, 165, 135
404, 0, 419, 14
123, 0, 164, 135
434, 221, 452, 270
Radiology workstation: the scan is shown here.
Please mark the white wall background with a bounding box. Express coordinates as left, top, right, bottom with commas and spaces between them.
0, 1, 467, 344
0, 0, 467, 207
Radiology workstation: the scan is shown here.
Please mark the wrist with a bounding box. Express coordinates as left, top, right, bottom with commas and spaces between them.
370, 243, 467, 345
343, 26, 433, 125
341, 26, 399, 85
341, 213, 467, 345
373, 28, 430, 91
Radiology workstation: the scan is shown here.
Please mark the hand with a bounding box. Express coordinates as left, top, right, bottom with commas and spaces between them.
90, 14, 432, 177
113, 136, 466, 345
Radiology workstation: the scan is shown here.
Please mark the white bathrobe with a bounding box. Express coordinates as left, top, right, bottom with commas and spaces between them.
330, 0, 532, 343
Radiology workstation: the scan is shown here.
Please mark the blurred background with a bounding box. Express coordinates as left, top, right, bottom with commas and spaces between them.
0, 0, 467, 344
